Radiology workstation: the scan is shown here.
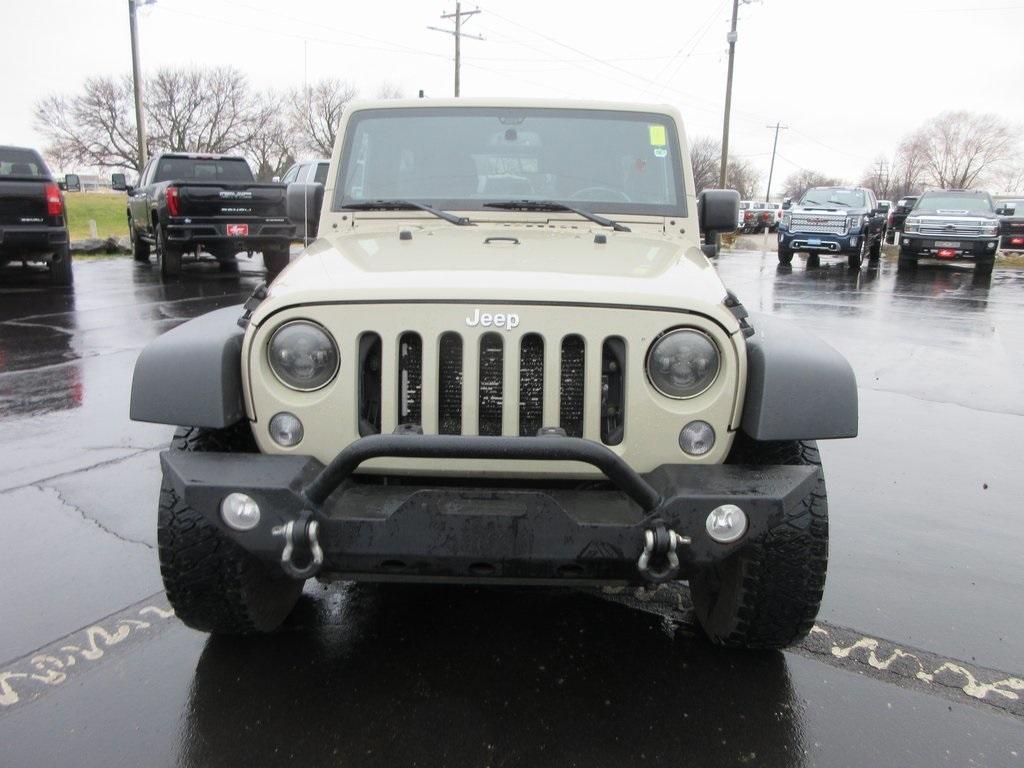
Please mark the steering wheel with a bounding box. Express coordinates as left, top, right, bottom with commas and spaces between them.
568, 186, 632, 203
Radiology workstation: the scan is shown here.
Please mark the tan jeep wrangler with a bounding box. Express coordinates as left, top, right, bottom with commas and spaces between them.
131, 99, 857, 649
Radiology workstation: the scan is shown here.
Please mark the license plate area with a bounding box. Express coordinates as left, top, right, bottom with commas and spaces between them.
934, 240, 960, 248
226, 223, 249, 236
808, 238, 822, 246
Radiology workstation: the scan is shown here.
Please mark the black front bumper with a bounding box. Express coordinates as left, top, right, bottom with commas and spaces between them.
900, 235, 998, 259
161, 435, 820, 584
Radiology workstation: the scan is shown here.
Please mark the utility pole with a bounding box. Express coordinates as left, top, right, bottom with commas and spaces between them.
764, 121, 788, 202
719, 0, 754, 188
128, 0, 155, 169
428, 3, 483, 97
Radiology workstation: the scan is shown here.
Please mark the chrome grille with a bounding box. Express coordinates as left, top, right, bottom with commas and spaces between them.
918, 218, 986, 237
789, 213, 846, 235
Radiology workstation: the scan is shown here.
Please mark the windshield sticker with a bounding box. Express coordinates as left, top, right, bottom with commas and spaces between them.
648, 125, 667, 146
653, 148, 668, 158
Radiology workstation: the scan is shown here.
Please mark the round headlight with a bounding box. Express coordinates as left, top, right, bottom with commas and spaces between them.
267, 320, 339, 391
646, 329, 720, 399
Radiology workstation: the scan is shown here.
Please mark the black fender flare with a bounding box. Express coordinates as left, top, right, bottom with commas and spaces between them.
740, 313, 858, 441
130, 305, 245, 429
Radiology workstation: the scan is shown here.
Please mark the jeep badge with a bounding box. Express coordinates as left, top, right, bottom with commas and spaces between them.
465, 308, 520, 331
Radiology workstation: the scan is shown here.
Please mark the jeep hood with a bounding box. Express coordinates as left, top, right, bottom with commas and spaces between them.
257, 224, 734, 327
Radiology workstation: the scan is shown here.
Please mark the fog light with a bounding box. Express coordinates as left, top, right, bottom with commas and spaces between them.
221, 492, 260, 531
850, 237, 858, 247
706, 504, 747, 544
679, 420, 715, 456
269, 412, 304, 447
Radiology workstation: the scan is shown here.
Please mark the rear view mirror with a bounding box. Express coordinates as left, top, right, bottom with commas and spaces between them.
111, 173, 127, 192
65, 173, 81, 192
697, 189, 740, 258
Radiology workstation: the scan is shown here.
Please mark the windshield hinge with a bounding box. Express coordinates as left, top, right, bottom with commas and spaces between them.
724, 290, 754, 338
237, 282, 268, 329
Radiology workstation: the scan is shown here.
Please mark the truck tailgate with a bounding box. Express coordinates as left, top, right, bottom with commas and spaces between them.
0, 180, 49, 225
176, 183, 287, 218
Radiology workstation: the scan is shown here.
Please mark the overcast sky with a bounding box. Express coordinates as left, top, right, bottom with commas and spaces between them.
3, 0, 1022, 187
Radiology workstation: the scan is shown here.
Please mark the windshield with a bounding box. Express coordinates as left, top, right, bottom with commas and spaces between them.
335, 107, 685, 216
0, 147, 49, 178
914, 192, 993, 214
800, 188, 866, 208
153, 157, 254, 184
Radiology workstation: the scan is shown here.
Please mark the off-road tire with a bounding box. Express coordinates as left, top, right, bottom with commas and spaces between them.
158, 424, 304, 634
690, 436, 828, 650
49, 244, 73, 286
264, 245, 291, 276
777, 247, 793, 265
155, 226, 182, 279
129, 217, 150, 262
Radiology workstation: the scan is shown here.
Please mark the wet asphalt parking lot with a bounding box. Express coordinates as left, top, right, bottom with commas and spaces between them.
1, 248, 1022, 767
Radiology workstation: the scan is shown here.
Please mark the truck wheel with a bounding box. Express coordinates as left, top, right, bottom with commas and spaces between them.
264, 245, 291, 276
885, 228, 895, 245
129, 217, 150, 262
49, 245, 73, 287
975, 257, 994, 276
690, 436, 828, 650
868, 233, 881, 260
897, 245, 917, 271
158, 424, 304, 635
777, 247, 793, 265
155, 227, 182, 279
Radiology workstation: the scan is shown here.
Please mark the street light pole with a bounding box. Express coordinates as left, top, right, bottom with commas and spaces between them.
128, 0, 150, 169
718, 0, 740, 188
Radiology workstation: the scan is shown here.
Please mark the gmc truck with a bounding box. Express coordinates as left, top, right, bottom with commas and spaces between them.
897, 189, 1000, 274
0, 145, 72, 285
114, 153, 295, 279
777, 186, 884, 269
994, 196, 1024, 252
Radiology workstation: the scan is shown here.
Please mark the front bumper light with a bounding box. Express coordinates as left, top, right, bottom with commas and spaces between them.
268, 320, 340, 391
646, 328, 720, 399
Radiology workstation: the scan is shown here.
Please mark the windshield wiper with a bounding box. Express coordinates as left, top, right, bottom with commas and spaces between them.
826, 200, 850, 207
483, 200, 631, 232
342, 199, 474, 226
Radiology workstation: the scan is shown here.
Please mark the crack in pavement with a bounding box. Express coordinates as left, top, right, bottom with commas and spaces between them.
32, 485, 154, 551
0, 445, 163, 495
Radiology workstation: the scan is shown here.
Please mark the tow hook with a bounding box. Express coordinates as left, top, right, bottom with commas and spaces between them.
637, 524, 689, 584
272, 512, 323, 579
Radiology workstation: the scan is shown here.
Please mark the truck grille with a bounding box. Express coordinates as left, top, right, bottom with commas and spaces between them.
918, 219, 987, 237
789, 213, 846, 235
357, 329, 625, 444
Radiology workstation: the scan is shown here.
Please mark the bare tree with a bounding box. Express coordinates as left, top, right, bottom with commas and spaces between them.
375, 81, 406, 100
290, 78, 358, 157
689, 135, 719, 194
990, 163, 1024, 194
911, 111, 1016, 189
859, 155, 894, 199
34, 75, 143, 171
781, 169, 846, 201
147, 66, 260, 154
726, 157, 760, 200
244, 90, 297, 181
890, 134, 927, 200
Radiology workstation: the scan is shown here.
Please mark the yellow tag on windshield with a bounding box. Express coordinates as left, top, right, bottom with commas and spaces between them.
649, 125, 667, 146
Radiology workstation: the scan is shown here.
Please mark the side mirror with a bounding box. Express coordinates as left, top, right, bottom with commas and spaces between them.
272, 175, 281, 183
782, 198, 792, 210
995, 207, 1012, 216
111, 173, 127, 192
65, 173, 81, 192
697, 189, 740, 258
57, 180, 67, 191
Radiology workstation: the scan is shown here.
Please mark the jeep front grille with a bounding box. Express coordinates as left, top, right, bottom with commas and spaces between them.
357, 329, 624, 445
789, 213, 846, 235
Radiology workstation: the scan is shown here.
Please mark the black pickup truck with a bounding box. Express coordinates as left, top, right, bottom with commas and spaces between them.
114, 153, 295, 278
884, 195, 918, 244
994, 196, 1024, 252
0, 145, 72, 285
